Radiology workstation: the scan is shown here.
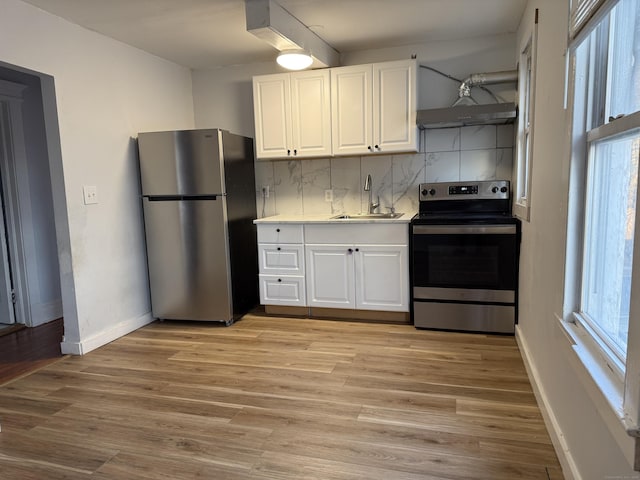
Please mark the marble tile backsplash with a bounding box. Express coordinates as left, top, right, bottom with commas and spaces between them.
254, 124, 514, 218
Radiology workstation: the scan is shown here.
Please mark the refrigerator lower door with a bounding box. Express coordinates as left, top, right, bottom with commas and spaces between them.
142, 196, 232, 322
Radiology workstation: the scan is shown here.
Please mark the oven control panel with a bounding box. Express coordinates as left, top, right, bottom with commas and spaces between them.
419, 180, 510, 201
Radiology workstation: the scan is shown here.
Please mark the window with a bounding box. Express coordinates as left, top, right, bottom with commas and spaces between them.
568, 0, 640, 375
514, 10, 538, 221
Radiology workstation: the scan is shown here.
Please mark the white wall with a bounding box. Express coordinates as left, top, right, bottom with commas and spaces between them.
192, 34, 518, 218
0, 0, 195, 353
516, 0, 637, 478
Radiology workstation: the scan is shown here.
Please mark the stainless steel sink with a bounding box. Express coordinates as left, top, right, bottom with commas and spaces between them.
331, 212, 404, 220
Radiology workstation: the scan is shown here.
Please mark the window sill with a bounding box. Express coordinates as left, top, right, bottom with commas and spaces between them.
513, 201, 530, 222
556, 314, 638, 466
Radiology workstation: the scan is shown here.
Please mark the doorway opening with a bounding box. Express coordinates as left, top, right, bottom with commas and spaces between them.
0, 61, 74, 352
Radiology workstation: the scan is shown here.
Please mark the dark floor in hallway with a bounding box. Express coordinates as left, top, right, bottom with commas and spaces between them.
0, 318, 64, 385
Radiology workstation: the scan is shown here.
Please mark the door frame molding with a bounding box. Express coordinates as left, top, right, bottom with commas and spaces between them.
0, 79, 33, 326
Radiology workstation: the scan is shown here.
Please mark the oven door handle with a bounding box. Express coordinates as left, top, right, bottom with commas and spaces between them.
412, 224, 517, 235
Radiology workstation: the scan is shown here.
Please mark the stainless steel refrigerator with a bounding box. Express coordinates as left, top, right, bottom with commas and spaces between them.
137, 129, 258, 325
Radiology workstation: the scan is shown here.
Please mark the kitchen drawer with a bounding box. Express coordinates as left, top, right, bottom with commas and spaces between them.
257, 224, 304, 244
304, 224, 408, 245
259, 274, 306, 306
258, 244, 305, 275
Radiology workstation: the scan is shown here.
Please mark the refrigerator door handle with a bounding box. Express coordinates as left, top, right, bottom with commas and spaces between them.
145, 194, 219, 201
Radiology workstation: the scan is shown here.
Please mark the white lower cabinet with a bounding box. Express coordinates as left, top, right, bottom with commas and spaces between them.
356, 245, 408, 311
306, 245, 355, 308
305, 224, 409, 312
306, 243, 408, 311
257, 222, 409, 312
259, 274, 306, 306
257, 224, 305, 306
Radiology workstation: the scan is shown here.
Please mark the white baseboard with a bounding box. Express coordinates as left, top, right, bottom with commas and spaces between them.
515, 324, 582, 480
60, 311, 154, 355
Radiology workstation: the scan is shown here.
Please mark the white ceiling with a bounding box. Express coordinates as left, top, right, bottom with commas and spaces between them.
19, 0, 528, 70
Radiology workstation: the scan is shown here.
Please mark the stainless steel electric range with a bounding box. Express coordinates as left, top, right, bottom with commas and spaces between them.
410, 180, 521, 334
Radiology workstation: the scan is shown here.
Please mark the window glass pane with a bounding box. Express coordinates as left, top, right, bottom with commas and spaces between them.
582, 130, 639, 358
607, 0, 640, 118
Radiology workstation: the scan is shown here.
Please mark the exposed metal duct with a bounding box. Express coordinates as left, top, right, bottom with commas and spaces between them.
417, 69, 519, 129
455, 70, 518, 105
245, 0, 340, 68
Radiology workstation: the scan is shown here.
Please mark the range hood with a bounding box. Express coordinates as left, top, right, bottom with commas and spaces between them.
417, 102, 517, 129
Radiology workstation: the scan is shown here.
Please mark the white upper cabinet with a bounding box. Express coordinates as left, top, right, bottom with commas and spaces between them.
331, 59, 418, 156
330, 65, 373, 156
290, 70, 332, 158
253, 70, 331, 160
373, 60, 418, 154
253, 74, 291, 159
252, 59, 417, 159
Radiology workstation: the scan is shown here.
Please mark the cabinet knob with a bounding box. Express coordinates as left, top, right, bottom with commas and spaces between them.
374, 145, 379, 150
367, 146, 373, 151
277, 247, 281, 251
287, 149, 291, 156
276, 228, 280, 232
355, 248, 359, 252
293, 149, 297, 156
278, 278, 282, 282
348, 248, 353, 253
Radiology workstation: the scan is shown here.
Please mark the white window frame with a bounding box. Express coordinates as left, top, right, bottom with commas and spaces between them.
564, 0, 640, 464
567, 0, 640, 377
513, 10, 538, 221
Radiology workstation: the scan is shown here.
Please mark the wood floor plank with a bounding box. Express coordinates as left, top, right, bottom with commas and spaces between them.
0, 458, 91, 480
358, 405, 554, 445
252, 451, 455, 480
0, 313, 563, 479
262, 430, 551, 480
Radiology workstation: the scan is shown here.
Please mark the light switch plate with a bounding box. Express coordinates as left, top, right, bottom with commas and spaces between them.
324, 189, 333, 202
83, 185, 98, 205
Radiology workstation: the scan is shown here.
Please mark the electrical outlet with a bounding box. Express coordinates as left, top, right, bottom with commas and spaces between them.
83, 185, 98, 205
324, 189, 333, 202
262, 185, 270, 198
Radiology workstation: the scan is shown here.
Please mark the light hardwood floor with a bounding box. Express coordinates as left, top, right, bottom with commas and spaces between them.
0, 313, 563, 479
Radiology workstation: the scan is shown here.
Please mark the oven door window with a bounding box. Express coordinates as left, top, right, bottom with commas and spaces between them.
412, 227, 518, 291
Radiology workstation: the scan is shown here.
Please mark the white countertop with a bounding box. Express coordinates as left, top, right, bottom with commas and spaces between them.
253, 212, 414, 224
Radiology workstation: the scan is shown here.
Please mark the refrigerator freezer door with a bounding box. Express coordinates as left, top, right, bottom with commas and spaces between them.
142, 196, 232, 322
138, 130, 224, 196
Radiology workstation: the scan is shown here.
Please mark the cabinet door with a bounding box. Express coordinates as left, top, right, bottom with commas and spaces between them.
355, 245, 409, 311
331, 65, 372, 156
306, 244, 355, 308
373, 60, 418, 154
253, 74, 292, 159
290, 70, 332, 158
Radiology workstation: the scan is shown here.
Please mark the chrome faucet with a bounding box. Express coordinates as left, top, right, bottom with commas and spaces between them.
364, 174, 380, 214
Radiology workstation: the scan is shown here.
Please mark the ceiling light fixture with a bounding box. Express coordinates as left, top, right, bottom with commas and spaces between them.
276, 49, 313, 70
